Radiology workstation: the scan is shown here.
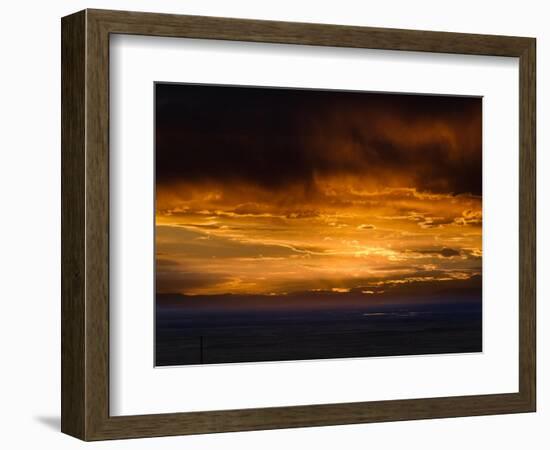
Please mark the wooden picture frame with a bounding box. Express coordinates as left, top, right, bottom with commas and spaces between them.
61, 8, 536, 441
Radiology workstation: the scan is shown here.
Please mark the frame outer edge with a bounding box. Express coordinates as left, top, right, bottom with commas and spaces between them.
61, 10, 87, 440
518, 38, 536, 410
83, 8, 532, 57
84, 9, 112, 440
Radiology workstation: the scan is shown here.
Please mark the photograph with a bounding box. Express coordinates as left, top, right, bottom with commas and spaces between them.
154, 83, 483, 366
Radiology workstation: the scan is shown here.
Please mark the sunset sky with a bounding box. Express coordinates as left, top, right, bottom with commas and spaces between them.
155, 83, 482, 303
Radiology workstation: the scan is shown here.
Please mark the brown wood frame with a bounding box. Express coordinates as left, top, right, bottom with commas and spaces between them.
61, 8, 536, 441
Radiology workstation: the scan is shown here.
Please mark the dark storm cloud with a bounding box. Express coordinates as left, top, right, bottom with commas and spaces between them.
157, 270, 233, 293
155, 83, 482, 195
439, 247, 461, 257
408, 247, 461, 258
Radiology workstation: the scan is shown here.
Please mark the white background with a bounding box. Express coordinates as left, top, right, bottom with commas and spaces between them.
0, 0, 547, 449
110, 35, 519, 416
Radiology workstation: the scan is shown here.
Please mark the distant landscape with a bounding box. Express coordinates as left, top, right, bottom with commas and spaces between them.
155, 277, 482, 366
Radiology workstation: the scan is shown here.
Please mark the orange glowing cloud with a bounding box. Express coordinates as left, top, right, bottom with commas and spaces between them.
155, 83, 482, 298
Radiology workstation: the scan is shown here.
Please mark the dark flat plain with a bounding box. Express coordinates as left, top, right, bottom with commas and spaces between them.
156, 296, 482, 366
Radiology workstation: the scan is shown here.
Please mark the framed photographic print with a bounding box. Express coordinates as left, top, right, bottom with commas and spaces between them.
61, 9, 536, 440
153, 84, 484, 367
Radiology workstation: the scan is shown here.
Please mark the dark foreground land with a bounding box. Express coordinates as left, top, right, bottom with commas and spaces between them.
155, 294, 482, 366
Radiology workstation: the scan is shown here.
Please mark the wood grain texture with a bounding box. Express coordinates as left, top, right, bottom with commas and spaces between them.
84, 10, 111, 440
61, 8, 537, 441
61, 10, 86, 439
518, 39, 536, 409
89, 8, 532, 56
